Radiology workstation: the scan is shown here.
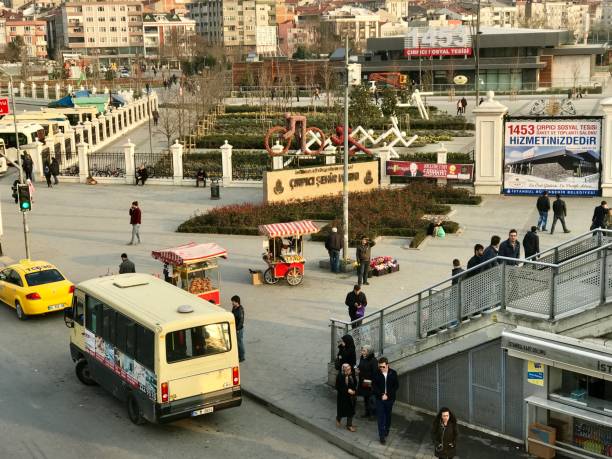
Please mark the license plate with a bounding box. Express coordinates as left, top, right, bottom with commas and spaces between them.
191, 407, 213, 417
47, 304, 64, 311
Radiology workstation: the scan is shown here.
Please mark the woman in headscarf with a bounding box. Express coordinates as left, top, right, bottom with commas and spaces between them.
336, 334, 356, 371
335, 363, 357, 432
431, 406, 458, 459
357, 344, 378, 419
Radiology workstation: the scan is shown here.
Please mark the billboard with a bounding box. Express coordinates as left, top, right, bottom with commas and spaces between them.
403, 27, 473, 57
386, 161, 474, 180
503, 118, 602, 196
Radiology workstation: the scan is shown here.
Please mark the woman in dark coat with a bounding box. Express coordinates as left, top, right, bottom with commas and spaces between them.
357, 344, 378, 418
431, 406, 458, 459
336, 334, 356, 370
335, 363, 357, 431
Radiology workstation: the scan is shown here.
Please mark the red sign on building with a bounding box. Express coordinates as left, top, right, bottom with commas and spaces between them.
386, 161, 474, 180
0, 98, 10, 116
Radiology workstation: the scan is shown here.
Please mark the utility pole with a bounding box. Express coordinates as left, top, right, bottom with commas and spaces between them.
342, 35, 350, 263
475, 0, 481, 106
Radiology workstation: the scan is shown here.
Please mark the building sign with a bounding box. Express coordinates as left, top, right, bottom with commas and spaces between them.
263, 161, 379, 203
403, 27, 473, 57
386, 161, 473, 180
503, 117, 602, 196
527, 361, 545, 386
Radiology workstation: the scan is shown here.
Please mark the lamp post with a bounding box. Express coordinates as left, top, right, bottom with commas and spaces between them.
342, 36, 350, 263
475, 0, 481, 106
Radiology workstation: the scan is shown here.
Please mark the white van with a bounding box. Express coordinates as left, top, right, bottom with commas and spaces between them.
0, 123, 45, 164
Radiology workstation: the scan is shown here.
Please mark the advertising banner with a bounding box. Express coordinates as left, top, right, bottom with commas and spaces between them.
527, 361, 545, 387
503, 118, 602, 196
403, 27, 473, 57
386, 161, 473, 180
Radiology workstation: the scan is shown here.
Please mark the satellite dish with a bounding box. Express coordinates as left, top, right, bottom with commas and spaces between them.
453, 75, 468, 85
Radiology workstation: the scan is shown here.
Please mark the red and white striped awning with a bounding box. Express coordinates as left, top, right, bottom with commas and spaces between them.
151, 242, 227, 266
258, 220, 319, 238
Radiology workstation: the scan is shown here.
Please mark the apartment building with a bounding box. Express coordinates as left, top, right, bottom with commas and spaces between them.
480, 5, 518, 28
143, 12, 196, 61
6, 19, 47, 58
186, 0, 277, 57
519, 1, 589, 35
57, 1, 144, 60
321, 6, 384, 51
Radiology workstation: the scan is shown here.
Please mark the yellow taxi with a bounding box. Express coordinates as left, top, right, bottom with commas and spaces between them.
0, 260, 74, 320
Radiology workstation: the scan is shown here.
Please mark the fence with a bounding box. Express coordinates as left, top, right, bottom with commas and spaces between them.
87, 152, 126, 178
330, 229, 612, 362
182, 152, 223, 179
134, 152, 173, 179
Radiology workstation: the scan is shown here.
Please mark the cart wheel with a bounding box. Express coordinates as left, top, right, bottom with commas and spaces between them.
285, 267, 303, 286
263, 268, 279, 285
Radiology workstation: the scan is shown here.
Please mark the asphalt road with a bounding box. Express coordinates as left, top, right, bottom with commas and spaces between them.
0, 306, 351, 459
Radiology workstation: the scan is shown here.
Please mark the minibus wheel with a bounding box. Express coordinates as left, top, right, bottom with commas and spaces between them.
75, 359, 96, 386
127, 393, 146, 425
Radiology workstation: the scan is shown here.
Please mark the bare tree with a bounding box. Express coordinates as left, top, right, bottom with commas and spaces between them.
156, 107, 180, 148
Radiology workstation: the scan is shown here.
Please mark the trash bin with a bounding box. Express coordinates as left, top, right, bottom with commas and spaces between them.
210, 179, 220, 200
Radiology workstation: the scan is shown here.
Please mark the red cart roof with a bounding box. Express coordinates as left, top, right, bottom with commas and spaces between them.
258, 220, 319, 238
151, 242, 227, 266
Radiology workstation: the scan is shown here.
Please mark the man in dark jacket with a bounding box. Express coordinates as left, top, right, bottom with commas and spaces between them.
50, 157, 60, 185
118, 253, 135, 274
373, 357, 399, 444
523, 226, 540, 259
466, 244, 484, 277
498, 229, 520, 265
129, 201, 141, 245
325, 227, 343, 273
356, 236, 375, 286
21, 153, 33, 181
345, 284, 367, 328
536, 191, 550, 231
451, 259, 463, 285
592, 201, 608, 230
231, 295, 245, 362
482, 235, 501, 267
551, 194, 570, 234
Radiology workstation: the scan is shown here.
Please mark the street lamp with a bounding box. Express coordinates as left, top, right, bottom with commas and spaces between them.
475, 0, 481, 105
342, 36, 350, 263
0, 67, 31, 258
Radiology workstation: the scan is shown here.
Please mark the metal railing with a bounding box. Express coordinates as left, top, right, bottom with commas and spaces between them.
88, 152, 125, 177
134, 152, 173, 179
330, 229, 612, 362
182, 152, 223, 179
232, 163, 266, 181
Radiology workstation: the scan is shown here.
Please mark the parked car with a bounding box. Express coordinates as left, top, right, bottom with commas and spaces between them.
119, 69, 130, 78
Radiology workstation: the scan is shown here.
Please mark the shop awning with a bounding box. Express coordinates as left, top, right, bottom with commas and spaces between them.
258, 220, 319, 238
151, 242, 228, 266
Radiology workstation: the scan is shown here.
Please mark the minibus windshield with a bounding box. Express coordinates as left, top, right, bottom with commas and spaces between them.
166, 322, 231, 363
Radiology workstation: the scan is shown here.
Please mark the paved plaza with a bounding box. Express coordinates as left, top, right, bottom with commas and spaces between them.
0, 165, 606, 457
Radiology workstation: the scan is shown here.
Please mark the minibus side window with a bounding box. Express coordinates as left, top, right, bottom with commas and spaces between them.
136, 325, 154, 370
166, 322, 231, 363
115, 312, 128, 353
126, 321, 136, 357
85, 296, 101, 334
74, 294, 84, 326
101, 305, 115, 343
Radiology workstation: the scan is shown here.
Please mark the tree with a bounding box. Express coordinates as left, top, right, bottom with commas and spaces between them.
380, 88, 398, 118
349, 85, 380, 127
6, 36, 26, 63
156, 107, 180, 148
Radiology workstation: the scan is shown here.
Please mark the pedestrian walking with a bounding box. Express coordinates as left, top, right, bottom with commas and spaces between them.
357, 345, 378, 419
231, 295, 245, 362
152, 109, 159, 126
128, 201, 141, 245
456, 99, 462, 116
498, 229, 520, 265
431, 407, 458, 459
356, 236, 375, 285
551, 194, 571, 234
373, 357, 399, 445
43, 159, 52, 187
523, 226, 540, 259
460, 97, 467, 114
345, 284, 367, 328
482, 235, 501, 267
50, 157, 60, 185
335, 363, 357, 432
479, 97, 484, 106
591, 200, 608, 230
196, 168, 208, 187
466, 244, 484, 277
451, 259, 464, 285
22, 152, 33, 181
314, 87, 320, 100
11, 179, 18, 203
536, 191, 550, 231
335, 334, 356, 371
118, 253, 136, 273
325, 227, 342, 273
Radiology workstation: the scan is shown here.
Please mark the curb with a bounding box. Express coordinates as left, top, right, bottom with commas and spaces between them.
242, 386, 382, 459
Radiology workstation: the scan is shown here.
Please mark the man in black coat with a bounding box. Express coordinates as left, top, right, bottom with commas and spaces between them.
372, 357, 399, 445
325, 227, 343, 273
523, 226, 540, 259
482, 235, 501, 267
466, 244, 484, 277
345, 285, 367, 328
536, 191, 550, 231
50, 157, 60, 185
498, 229, 520, 265
551, 194, 570, 234
592, 201, 609, 230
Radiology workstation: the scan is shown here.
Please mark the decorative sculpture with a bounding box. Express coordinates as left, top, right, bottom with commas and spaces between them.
264, 113, 326, 156
330, 126, 372, 156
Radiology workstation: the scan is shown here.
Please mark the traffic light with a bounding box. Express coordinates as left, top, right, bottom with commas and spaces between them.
17, 184, 31, 212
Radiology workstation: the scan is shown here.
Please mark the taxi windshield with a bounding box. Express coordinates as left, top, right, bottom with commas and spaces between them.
25, 269, 65, 286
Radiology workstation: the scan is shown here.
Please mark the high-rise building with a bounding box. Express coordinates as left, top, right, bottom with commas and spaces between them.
384, 0, 409, 21
143, 12, 196, 61
186, 0, 277, 57
6, 19, 47, 58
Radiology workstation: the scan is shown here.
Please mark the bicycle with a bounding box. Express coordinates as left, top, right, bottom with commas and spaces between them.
264, 113, 326, 156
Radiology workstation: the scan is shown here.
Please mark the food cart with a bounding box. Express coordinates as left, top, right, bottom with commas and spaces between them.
259, 220, 319, 286
151, 242, 227, 304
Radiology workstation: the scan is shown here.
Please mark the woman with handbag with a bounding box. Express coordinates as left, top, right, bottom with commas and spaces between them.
431, 407, 458, 459
335, 334, 356, 372
335, 363, 358, 432
357, 345, 378, 419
